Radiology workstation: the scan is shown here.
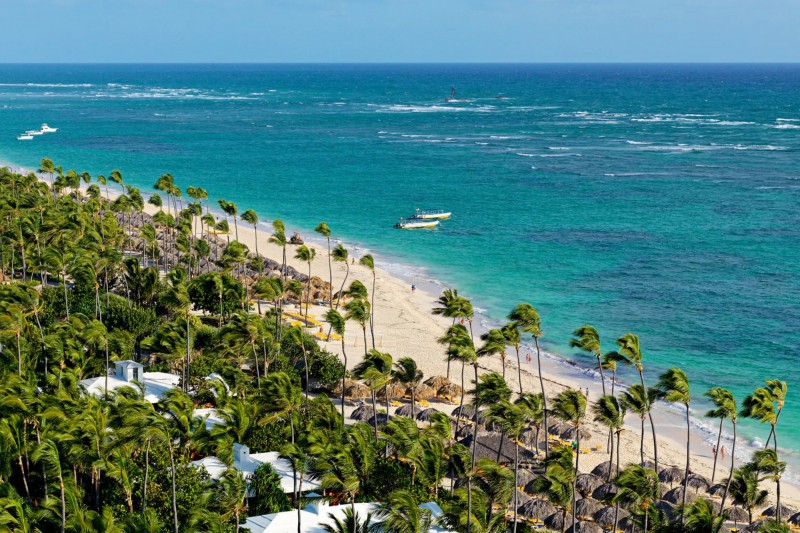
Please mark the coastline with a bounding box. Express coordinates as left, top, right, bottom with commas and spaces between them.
3, 155, 798, 509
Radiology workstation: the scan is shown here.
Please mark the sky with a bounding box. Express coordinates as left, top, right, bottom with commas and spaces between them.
1, 0, 799, 63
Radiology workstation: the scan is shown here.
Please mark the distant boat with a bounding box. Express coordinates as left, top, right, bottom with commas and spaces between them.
412, 209, 451, 220
395, 218, 439, 230
445, 86, 467, 103
25, 130, 44, 136
17, 134, 33, 141
40, 124, 58, 133
289, 232, 304, 245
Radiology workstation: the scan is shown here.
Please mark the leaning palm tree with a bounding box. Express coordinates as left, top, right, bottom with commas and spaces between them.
393, 357, 423, 419
314, 222, 333, 306
655, 367, 691, 520
486, 400, 527, 533
508, 303, 547, 456
259, 373, 304, 504
530, 446, 575, 533
377, 489, 432, 533
621, 384, 658, 468
32, 437, 67, 533
216, 468, 248, 532
616, 333, 659, 471
269, 220, 288, 281
613, 464, 660, 532
729, 464, 768, 525
294, 245, 316, 319
344, 298, 370, 356
331, 244, 349, 310
705, 387, 737, 486
325, 308, 348, 420
501, 322, 524, 396
551, 389, 587, 532
240, 209, 260, 265
593, 395, 627, 532
359, 254, 377, 349
478, 328, 508, 379
683, 497, 725, 533
751, 449, 786, 523
321, 507, 375, 533
569, 325, 606, 395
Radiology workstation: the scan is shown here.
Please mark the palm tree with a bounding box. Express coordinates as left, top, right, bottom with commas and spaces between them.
344, 298, 370, 356
325, 308, 348, 420
613, 464, 660, 532
478, 328, 507, 378
486, 400, 527, 533
621, 384, 658, 468
314, 222, 333, 306
516, 392, 545, 459
729, 464, 768, 525
683, 497, 725, 533
377, 489, 432, 533
241, 209, 260, 266
752, 449, 786, 522
393, 357, 423, 419
269, 219, 288, 281
508, 303, 547, 456
39, 157, 55, 187
593, 395, 626, 531
218, 199, 239, 241
551, 389, 587, 532
569, 325, 607, 395
260, 373, 304, 504
531, 446, 575, 533
601, 351, 626, 396
0, 303, 31, 376
331, 244, 349, 310
294, 245, 316, 319
705, 387, 736, 487
359, 254, 377, 349
353, 349, 393, 441
33, 437, 67, 533
321, 507, 375, 533
616, 333, 659, 471
501, 322, 524, 396
655, 367, 691, 519
216, 468, 248, 532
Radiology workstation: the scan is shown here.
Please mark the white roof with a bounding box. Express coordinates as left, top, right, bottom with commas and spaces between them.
79, 372, 179, 404
191, 451, 320, 494
193, 408, 225, 431
244, 501, 447, 533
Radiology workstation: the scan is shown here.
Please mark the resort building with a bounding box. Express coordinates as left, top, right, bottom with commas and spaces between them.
79, 360, 180, 403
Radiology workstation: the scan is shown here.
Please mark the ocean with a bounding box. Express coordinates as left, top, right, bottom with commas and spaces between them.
1, 63, 798, 468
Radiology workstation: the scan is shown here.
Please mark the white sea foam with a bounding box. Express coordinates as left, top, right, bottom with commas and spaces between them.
0, 83, 93, 88
626, 140, 652, 145
377, 104, 495, 114
548, 146, 570, 150
772, 123, 800, 129
776, 118, 800, 122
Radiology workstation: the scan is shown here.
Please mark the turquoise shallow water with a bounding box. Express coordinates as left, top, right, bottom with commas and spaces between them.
1, 64, 799, 464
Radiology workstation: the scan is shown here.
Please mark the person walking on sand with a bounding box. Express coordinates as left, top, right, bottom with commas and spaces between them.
721, 445, 726, 462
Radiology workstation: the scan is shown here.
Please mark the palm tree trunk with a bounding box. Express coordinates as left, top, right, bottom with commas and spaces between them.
17, 456, 30, 498
58, 471, 66, 533
168, 444, 179, 533
105, 344, 110, 399
573, 428, 580, 532
720, 420, 736, 512
774, 424, 781, 522
468, 363, 480, 532
454, 360, 467, 438
371, 390, 379, 442
186, 318, 192, 391
711, 418, 723, 485
301, 344, 309, 404
640, 417, 645, 466
681, 403, 690, 525
251, 340, 261, 389
290, 414, 298, 505
340, 338, 347, 420
534, 337, 548, 458
515, 346, 523, 397
326, 237, 332, 307
362, 325, 368, 356
639, 370, 658, 471
16, 334, 21, 376
613, 430, 621, 533
513, 436, 519, 533
306, 262, 312, 320
369, 271, 376, 349
334, 263, 349, 310
142, 438, 150, 513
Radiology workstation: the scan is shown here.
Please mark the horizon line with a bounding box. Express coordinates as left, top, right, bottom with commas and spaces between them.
2, 61, 800, 66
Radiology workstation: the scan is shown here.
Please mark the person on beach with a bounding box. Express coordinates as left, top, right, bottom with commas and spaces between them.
526, 353, 532, 363
411, 284, 416, 293
721, 446, 726, 461
584, 387, 589, 399
712, 444, 717, 457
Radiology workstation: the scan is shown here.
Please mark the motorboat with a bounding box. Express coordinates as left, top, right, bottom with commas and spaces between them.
25, 130, 44, 136
395, 218, 439, 229
412, 209, 451, 220
40, 124, 58, 133
17, 134, 33, 140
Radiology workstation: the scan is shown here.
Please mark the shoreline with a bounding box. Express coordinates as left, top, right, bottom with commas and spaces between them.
3, 156, 799, 508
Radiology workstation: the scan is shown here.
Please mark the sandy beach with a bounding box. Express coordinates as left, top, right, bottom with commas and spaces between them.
11, 162, 799, 511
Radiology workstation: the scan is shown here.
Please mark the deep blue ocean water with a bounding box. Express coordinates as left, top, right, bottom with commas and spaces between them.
1, 64, 798, 462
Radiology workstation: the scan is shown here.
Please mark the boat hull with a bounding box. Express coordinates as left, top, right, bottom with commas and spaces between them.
414, 212, 451, 220
395, 220, 439, 229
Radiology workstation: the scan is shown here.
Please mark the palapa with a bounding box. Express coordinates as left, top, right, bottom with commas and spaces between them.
394, 404, 415, 418
593, 506, 630, 527
686, 473, 710, 492
575, 473, 604, 498
566, 522, 603, 533
451, 405, 477, 420
367, 413, 388, 426
662, 486, 697, 505
591, 482, 618, 502
333, 378, 358, 395
548, 421, 570, 435
544, 512, 573, 531
413, 383, 437, 400
379, 383, 406, 401
350, 405, 375, 421
457, 431, 536, 464
658, 466, 685, 485
761, 503, 794, 518
415, 407, 442, 422
706, 482, 728, 497
744, 519, 767, 533
721, 506, 746, 523
561, 426, 592, 441
574, 498, 604, 519
516, 468, 538, 487
346, 383, 370, 399
425, 375, 451, 390
655, 500, 677, 520
517, 498, 556, 519
590, 461, 617, 480
438, 383, 463, 401
787, 511, 800, 525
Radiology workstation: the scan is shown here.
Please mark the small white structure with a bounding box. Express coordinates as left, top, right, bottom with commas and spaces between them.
193, 408, 225, 431
244, 500, 448, 533
79, 360, 180, 404
191, 443, 320, 495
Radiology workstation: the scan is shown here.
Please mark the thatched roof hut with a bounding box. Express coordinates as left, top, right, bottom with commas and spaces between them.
575, 473, 604, 498
663, 486, 697, 505
544, 512, 573, 531
350, 405, 375, 421
516, 468, 538, 487
333, 378, 357, 395
574, 498, 603, 519
593, 506, 630, 527
590, 461, 617, 480
547, 421, 571, 435
457, 431, 537, 464
686, 473, 710, 493
438, 383, 463, 401
394, 404, 415, 418
655, 500, 677, 520
591, 482, 618, 502
762, 503, 795, 518
367, 413, 388, 426
451, 405, 477, 420
707, 482, 727, 497
658, 466, 684, 485
425, 375, 451, 390
346, 383, 370, 400
517, 498, 556, 519
379, 383, 406, 401
566, 522, 603, 533
416, 408, 442, 422
561, 426, 592, 441
413, 383, 437, 400
724, 506, 748, 523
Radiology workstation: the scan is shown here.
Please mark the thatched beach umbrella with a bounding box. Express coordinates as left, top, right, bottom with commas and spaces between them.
518, 499, 556, 520
451, 405, 477, 420
590, 461, 617, 480
548, 421, 570, 435
561, 426, 592, 441
658, 466, 684, 486
516, 468, 537, 488
566, 522, 603, 533
686, 473, 710, 493
333, 378, 357, 396
438, 383, 463, 402
745, 519, 767, 533
591, 482, 618, 502
394, 404, 415, 418
707, 482, 728, 497
593, 506, 630, 527
350, 405, 375, 421
574, 498, 603, 519
413, 383, 436, 401
425, 375, 451, 390
367, 413, 388, 426
663, 486, 697, 505
761, 503, 794, 518
346, 383, 370, 400
655, 500, 677, 520
641, 459, 657, 470
723, 507, 747, 523
455, 425, 473, 440
415, 407, 441, 422
515, 489, 532, 507
544, 512, 573, 531
786, 510, 800, 525
457, 431, 536, 464
380, 383, 406, 401
575, 473, 604, 498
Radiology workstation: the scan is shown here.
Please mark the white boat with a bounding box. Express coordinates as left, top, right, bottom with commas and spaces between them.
17, 134, 33, 140
40, 123, 58, 133
412, 209, 451, 220
26, 130, 44, 136
395, 217, 439, 229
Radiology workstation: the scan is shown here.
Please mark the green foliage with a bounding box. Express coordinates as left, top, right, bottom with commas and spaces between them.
187, 272, 246, 319
249, 463, 292, 515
